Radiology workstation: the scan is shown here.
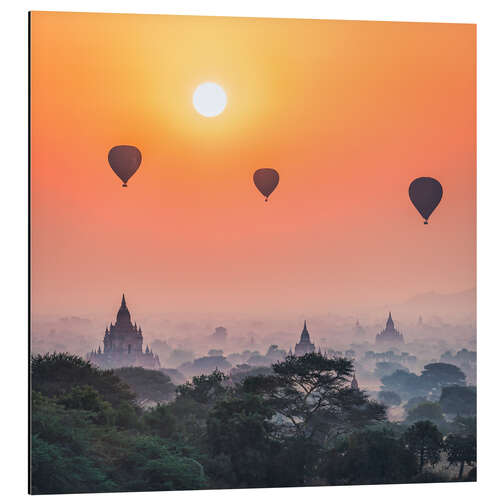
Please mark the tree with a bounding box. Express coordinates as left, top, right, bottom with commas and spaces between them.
420, 363, 466, 393
243, 353, 386, 444
375, 362, 408, 379
402, 421, 443, 473
31, 392, 115, 494
169, 370, 230, 446
439, 385, 476, 416
444, 433, 476, 479
114, 367, 176, 404
31, 389, 206, 494
404, 396, 428, 412
31, 353, 136, 409
176, 369, 228, 405
207, 393, 277, 487
381, 370, 426, 399
142, 404, 177, 439
377, 391, 402, 407
406, 402, 445, 426
323, 430, 417, 485
56, 385, 114, 425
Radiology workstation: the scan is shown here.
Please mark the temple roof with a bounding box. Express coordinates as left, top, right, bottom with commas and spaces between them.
386, 312, 395, 330
116, 293, 132, 327
299, 320, 313, 344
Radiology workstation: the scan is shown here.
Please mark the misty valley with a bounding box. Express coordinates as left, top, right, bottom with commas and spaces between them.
30, 300, 476, 494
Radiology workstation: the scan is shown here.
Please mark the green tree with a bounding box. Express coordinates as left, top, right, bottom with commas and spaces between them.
31, 392, 115, 494
143, 403, 177, 439
169, 369, 229, 447
402, 421, 443, 473
31, 353, 136, 409
207, 393, 277, 487
56, 385, 114, 425
324, 430, 417, 485
244, 353, 386, 444
176, 369, 228, 405
114, 367, 176, 404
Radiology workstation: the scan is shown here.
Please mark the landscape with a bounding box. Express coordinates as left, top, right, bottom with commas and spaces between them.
30, 12, 475, 494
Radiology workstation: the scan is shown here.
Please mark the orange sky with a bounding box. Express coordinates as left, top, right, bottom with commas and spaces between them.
30, 12, 476, 317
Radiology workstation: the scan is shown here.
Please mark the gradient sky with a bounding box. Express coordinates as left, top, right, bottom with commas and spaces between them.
30, 12, 476, 317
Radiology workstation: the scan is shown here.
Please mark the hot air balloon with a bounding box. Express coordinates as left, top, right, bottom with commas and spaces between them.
108, 145, 142, 187
409, 177, 443, 224
253, 168, 279, 201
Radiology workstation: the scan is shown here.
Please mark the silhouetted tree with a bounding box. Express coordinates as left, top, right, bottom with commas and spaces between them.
243, 353, 386, 444
420, 363, 466, 393
381, 370, 426, 399
439, 385, 476, 416
114, 367, 176, 404
324, 430, 417, 485
444, 433, 476, 479
403, 421, 443, 473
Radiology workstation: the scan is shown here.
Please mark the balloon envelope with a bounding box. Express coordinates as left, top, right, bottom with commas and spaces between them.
253, 168, 279, 201
409, 177, 443, 224
108, 145, 142, 187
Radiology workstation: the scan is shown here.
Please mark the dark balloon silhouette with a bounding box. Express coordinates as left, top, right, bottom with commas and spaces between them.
108, 145, 142, 187
409, 177, 443, 224
253, 168, 279, 201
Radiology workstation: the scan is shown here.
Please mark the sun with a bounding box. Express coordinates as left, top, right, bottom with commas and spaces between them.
193, 82, 227, 117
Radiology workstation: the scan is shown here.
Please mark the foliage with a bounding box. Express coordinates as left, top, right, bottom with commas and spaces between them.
444, 433, 476, 479
143, 403, 177, 439
31, 352, 136, 409
243, 353, 386, 444
323, 430, 417, 485
114, 367, 176, 404
30, 351, 466, 492
404, 396, 428, 412
207, 393, 278, 487
420, 363, 466, 392
375, 362, 408, 379
382, 363, 467, 400
377, 390, 402, 407
402, 421, 443, 473
30, 356, 206, 494
439, 385, 476, 416
406, 402, 446, 426
381, 370, 426, 400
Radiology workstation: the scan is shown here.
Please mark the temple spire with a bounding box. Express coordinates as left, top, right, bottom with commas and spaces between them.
386, 312, 394, 329
351, 371, 359, 391
121, 294, 126, 308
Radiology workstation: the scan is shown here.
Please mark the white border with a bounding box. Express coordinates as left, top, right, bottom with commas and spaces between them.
2, 1, 499, 499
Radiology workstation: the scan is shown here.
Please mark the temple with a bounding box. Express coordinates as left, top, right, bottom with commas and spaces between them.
87, 294, 161, 369
351, 372, 359, 391
375, 312, 404, 346
294, 320, 316, 356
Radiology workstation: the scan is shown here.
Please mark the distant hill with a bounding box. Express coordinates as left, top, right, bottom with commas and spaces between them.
389, 288, 476, 323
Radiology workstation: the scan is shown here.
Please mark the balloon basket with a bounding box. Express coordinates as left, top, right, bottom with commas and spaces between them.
122, 184, 128, 187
